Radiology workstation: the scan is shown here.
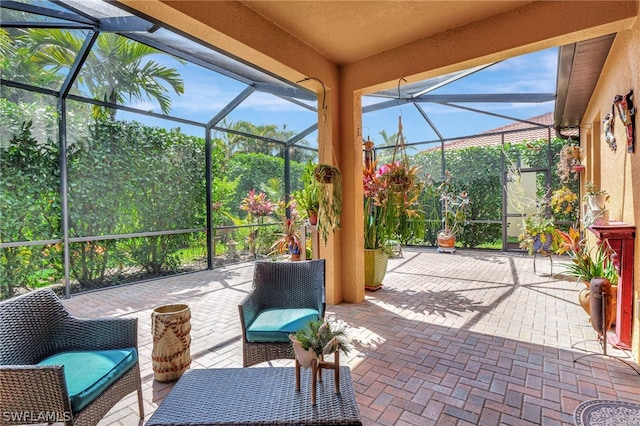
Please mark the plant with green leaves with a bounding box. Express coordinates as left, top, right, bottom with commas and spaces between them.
425, 170, 471, 240
239, 189, 276, 257
269, 204, 303, 258
518, 211, 557, 255
0, 120, 61, 299
293, 162, 320, 222
363, 160, 425, 250
24, 30, 185, 119
314, 164, 342, 244
556, 227, 618, 285
292, 319, 351, 357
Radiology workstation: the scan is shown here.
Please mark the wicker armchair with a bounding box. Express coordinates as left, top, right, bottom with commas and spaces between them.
238, 259, 325, 367
0, 289, 143, 426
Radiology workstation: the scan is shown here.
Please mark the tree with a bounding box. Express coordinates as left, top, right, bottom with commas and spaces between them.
24, 30, 185, 119
219, 120, 314, 163
0, 118, 61, 299
0, 29, 64, 103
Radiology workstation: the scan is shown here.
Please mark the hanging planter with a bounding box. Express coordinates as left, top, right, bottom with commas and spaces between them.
297, 77, 342, 245
314, 164, 340, 184
315, 164, 342, 245
556, 143, 581, 183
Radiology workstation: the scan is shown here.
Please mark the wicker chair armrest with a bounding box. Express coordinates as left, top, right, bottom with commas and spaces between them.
0, 365, 72, 421
238, 294, 259, 338
54, 316, 138, 352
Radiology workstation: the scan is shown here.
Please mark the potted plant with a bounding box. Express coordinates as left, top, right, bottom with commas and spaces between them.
363, 159, 425, 289
556, 227, 618, 325
239, 189, 276, 257
583, 181, 609, 226
269, 204, 303, 261
425, 170, 471, 252
518, 212, 557, 255
550, 186, 578, 217
556, 144, 582, 183
314, 164, 342, 244
289, 319, 351, 368
293, 162, 320, 226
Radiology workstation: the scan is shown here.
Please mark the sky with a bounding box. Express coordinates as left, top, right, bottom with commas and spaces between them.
119, 46, 558, 151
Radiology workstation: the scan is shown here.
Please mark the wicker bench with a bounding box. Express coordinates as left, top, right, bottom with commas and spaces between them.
0, 289, 143, 426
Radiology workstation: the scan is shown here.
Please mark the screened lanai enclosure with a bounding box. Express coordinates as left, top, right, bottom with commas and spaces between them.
1, 0, 580, 300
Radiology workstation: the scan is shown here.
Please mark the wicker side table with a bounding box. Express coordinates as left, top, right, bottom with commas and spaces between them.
146, 367, 362, 425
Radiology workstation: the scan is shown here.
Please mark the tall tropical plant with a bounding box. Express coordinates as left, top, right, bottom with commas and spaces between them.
556, 227, 619, 286
363, 160, 425, 249
24, 30, 185, 119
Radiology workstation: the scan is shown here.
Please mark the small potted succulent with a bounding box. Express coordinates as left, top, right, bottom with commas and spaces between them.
289, 319, 351, 368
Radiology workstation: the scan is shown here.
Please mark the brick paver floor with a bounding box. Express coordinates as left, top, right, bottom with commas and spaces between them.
61, 248, 640, 425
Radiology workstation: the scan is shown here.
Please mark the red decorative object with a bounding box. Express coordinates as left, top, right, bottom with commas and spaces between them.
613, 89, 635, 153
572, 164, 586, 173
589, 223, 635, 349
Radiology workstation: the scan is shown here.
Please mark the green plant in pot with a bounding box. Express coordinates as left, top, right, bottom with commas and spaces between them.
556, 227, 618, 325
269, 204, 303, 261
425, 170, 470, 252
293, 162, 320, 226
239, 189, 276, 258
556, 144, 582, 184
583, 181, 609, 227
363, 159, 425, 289
314, 164, 342, 244
290, 319, 351, 368
518, 209, 557, 255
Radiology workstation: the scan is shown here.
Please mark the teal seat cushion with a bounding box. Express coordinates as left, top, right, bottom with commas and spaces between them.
246, 308, 319, 342
37, 348, 138, 412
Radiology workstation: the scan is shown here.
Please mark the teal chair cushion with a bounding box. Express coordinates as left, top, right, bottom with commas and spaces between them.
246, 308, 319, 342
38, 348, 138, 412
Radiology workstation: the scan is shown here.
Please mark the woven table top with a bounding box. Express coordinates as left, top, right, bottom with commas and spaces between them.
146, 366, 362, 426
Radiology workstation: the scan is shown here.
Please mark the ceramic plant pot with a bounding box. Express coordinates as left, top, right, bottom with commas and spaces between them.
589, 277, 615, 337
364, 248, 388, 290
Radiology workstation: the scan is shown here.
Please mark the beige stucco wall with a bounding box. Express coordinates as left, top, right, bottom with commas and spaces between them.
581, 14, 640, 363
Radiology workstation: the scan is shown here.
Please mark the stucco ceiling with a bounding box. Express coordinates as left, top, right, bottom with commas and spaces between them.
240, 1, 534, 65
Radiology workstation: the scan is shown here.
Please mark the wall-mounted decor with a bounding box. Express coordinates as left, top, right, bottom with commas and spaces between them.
613, 89, 635, 153
603, 112, 617, 152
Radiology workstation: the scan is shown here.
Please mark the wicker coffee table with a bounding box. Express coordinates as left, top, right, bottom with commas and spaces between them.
146, 367, 362, 425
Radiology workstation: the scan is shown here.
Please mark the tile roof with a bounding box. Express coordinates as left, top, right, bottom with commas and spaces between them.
424, 112, 559, 152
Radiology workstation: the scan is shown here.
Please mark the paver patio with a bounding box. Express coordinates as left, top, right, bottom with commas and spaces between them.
60, 248, 640, 425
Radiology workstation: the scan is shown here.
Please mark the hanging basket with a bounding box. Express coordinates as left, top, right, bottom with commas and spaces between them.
151, 304, 192, 383
314, 164, 339, 184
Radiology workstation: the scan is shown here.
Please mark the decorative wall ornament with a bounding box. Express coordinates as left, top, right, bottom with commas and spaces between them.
613, 89, 635, 153
603, 112, 617, 152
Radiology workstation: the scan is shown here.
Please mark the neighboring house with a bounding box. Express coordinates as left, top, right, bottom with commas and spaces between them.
424, 112, 572, 152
